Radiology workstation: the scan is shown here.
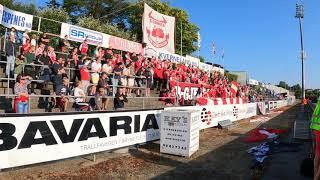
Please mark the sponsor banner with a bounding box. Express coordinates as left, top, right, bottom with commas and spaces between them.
160, 110, 200, 157
169, 81, 208, 101
166, 103, 257, 129
185, 55, 200, 67
60, 23, 110, 48
143, 3, 175, 55
0, 110, 161, 169
158, 50, 197, 67
257, 102, 266, 115
0, 5, 33, 31
199, 62, 212, 72
248, 79, 259, 86
109, 36, 143, 54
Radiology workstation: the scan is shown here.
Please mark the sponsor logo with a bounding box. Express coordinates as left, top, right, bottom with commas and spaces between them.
2, 10, 32, 29
69, 26, 103, 45
146, 11, 170, 48
0, 114, 158, 151
201, 108, 213, 125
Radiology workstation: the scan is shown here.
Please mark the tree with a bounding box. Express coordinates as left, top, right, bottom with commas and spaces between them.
291, 84, 302, 99
199, 56, 205, 63
63, 0, 130, 24
46, 0, 61, 8
0, 0, 37, 15
76, 16, 135, 41
278, 81, 289, 90
36, 8, 70, 35
225, 71, 238, 82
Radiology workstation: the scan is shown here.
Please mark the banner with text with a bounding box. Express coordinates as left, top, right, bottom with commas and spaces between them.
143, 3, 175, 56
158, 51, 199, 67
109, 36, 143, 54
0, 4, 33, 31
0, 110, 161, 169
60, 23, 110, 48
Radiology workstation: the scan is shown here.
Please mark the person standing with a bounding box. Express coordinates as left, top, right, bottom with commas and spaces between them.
14, 75, 32, 113
5, 36, 17, 78
79, 39, 88, 56
311, 97, 320, 180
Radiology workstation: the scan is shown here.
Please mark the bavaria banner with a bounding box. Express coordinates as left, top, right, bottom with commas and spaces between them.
0, 5, 33, 31
0, 110, 161, 169
143, 3, 175, 56
109, 35, 143, 54
60, 23, 110, 48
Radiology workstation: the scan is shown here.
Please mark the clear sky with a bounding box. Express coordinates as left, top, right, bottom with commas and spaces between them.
169, 0, 320, 89
34, 0, 319, 88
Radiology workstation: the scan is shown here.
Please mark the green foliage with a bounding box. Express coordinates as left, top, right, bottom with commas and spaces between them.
76, 16, 136, 41
37, 8, 70, 35
46, 0, 61, 8
199, 56, 205, 63
291, 84, 302, 99
0, 0, 37, 15
225, 71, 238, 82
278, 81, 290, 90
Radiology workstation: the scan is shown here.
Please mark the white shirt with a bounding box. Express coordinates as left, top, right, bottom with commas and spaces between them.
31, 39, 36, 47
91, 61, 101, 73
74, 87, 85, 103
102, 64, 112, 74
22, 32, 29, 45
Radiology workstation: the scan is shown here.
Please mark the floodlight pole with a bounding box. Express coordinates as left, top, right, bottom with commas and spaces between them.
295, 3, 305, 100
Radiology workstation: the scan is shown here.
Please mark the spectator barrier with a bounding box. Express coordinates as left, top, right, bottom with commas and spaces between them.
0, 99, 294, 169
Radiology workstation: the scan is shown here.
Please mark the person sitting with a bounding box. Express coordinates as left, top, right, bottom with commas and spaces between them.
114, 88, 128, 111
73, 81, 89, 111
14, 75, 33, 113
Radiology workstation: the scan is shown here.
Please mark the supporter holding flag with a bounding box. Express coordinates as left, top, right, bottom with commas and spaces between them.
79, 38, 89, 55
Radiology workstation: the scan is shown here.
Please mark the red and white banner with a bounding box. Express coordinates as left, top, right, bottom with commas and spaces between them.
109, 36, 143, 54
143, 3, 175, 56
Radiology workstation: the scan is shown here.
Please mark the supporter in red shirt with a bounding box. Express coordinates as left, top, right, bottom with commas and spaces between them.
79, 39, 88, 55
80, 60, 90, 93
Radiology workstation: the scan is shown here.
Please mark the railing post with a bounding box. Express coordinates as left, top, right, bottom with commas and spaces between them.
28, 96, 31, 113
37, 17, 42, 33
142, 97, 145, 109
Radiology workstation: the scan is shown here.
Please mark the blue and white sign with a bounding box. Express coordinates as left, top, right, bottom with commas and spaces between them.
60, 23, 110, 48
158, 50, 198, 67
0, 5, 33, 31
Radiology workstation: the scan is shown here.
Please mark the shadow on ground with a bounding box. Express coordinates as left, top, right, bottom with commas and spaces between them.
129, 105, 311, 180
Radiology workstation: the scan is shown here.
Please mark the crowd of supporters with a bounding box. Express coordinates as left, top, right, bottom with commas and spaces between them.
2, 27, 256, 114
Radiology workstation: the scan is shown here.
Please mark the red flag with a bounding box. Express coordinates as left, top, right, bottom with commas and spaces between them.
230, 81, 240, 95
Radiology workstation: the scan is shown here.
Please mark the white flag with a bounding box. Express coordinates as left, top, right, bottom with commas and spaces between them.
142, 3, 176, 56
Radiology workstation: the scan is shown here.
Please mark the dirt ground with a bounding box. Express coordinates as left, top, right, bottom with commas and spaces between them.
0, 105, 300, 180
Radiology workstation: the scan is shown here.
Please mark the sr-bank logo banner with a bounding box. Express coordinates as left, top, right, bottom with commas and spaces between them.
60, 23, 110, 48
0, 5, 33, 31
